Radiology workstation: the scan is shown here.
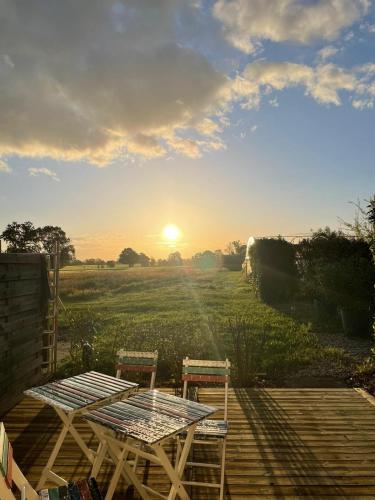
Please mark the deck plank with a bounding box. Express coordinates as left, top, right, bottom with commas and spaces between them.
4, 387, 375, 498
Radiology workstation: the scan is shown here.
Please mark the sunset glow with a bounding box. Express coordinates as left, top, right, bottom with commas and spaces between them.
0, 1, 374, 260
163, 225, 181, 242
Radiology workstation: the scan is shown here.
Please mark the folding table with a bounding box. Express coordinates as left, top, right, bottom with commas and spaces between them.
84, 390, 217, 500
24, 371, 138, 490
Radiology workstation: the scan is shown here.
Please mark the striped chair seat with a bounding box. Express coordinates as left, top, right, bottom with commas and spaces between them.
181, 419, 228, 439
194, 419, 228, 438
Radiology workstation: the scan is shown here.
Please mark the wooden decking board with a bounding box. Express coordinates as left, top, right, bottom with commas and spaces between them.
4, 387, 375, 498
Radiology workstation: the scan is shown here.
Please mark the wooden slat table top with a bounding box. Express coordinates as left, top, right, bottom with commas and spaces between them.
24, 371, 138, 412
84, 389, 217, 444
5, 387, 375, 498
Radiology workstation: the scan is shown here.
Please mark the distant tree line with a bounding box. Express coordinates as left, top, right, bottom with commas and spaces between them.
0, 222, 250, 272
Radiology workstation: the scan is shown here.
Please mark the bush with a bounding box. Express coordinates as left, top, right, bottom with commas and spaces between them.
222, 253, 243, 271
297, 229, 375, 336
249, 238, 298, 303
57, 309, 104, 376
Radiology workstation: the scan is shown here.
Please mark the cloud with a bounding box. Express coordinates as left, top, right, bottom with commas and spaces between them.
0, 159, 12, 173
0, 1, 373, 167
213, 0, 369, 53
28, 167, 60, 181
0, 0, 231, 165
352, 98, 374, 109
231, 60, 375, 109
317, 46, 339, 62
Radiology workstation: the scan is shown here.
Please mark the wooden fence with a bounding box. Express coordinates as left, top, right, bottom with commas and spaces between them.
0, 253, 49, 415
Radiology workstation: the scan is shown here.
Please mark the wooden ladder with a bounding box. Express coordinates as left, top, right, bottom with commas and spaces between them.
42, 241, 60, 376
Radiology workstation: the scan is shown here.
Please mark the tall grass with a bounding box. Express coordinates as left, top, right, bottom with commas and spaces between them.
58, 266, 343, 385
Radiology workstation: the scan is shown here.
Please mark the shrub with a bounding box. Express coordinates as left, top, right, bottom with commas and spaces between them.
249, 238, 298, 303
57, 309, 104, 376
222, 253, 243, 271
297, 229, 375, 336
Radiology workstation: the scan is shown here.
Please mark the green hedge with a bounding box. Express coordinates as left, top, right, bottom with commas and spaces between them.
297, 229, 375, 336
249, 238, 298, 304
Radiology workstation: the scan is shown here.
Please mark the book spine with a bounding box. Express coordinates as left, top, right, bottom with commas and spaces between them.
39, 489, 50, 500
48, 487, 60, 500
1, 433, 8, 478
58, 485, 69, 500
88, 478, 103, 500
0, 423, 6, 477
67, 481, 81, 500
76, 479, 92, 500
5, 442, 12, 488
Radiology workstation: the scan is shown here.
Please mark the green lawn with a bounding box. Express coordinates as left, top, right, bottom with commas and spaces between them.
58, 266, 346, 385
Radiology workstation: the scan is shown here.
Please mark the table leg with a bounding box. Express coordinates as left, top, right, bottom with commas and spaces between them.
55, 408, 95, 463
154, 445, 190, 500
36, 416, 70, 490
108, 443, 152, 500
91, 440, 108, 478
88, 422, 131, 486
105, 446, 129, 500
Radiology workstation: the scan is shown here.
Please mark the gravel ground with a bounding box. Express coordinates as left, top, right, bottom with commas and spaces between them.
314, 329, 373, 359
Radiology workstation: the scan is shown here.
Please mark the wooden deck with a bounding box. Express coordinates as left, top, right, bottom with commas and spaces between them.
4, 388, 375, 499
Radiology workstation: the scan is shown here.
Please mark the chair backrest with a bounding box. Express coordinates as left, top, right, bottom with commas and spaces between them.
182, 358, 230, 421
0, 422, 38, 500
116, 350, 158, 389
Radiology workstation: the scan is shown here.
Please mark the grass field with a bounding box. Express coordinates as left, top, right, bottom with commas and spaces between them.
58, 266, 348, 386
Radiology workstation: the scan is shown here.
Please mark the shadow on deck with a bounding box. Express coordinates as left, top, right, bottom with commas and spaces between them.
4, 388, 375, 499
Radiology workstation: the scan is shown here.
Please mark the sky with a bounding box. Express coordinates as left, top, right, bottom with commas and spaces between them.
0, 0, 374, 260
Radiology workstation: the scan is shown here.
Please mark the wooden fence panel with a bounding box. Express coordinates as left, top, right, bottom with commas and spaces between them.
0, 254, 49, 415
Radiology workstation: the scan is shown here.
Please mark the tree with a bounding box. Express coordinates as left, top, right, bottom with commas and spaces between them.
118, 247, 139, 267
223, 240, 246, 271
106, 260, 116, 268
367, 197, 375, 226
37, 225, 75, 265
1, 221, 75, 265
138, 252, 151, 267
1, 221, 40, 253
168, 251, 182, 266
192, 250, 217, 268
226, 240, 246, 257
341, 195, 375, 257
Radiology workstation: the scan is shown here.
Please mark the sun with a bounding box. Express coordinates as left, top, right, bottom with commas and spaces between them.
162, 224, 181, 241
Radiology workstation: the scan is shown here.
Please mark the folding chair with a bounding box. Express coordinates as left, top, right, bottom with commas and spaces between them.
115, 350, 158, 389
177, 357, 230, 500
115, 350, 158, 474
0, 422, 103, 500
